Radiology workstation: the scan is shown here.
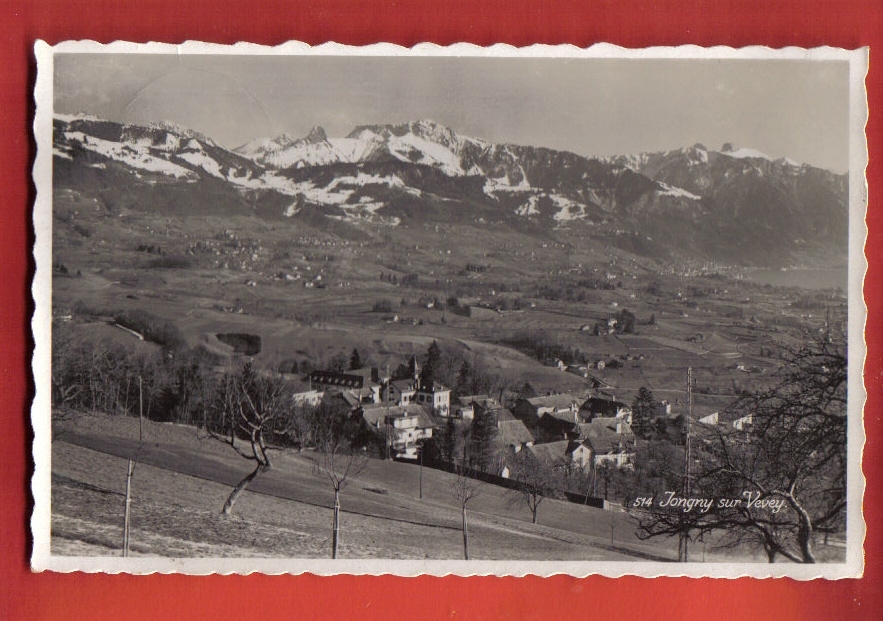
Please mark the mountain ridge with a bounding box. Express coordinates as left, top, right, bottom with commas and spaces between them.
51, 114, 848, 268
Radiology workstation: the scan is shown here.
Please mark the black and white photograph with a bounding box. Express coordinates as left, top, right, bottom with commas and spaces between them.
31, 41, 867, 577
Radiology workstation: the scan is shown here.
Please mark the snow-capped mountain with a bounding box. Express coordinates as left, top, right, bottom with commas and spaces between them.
55, 114, 266, 184
237, 120, 487, 177
52, 113, 848, 267
603, 142, 818, 196
235, 119, 670, 220
599, 142, 848, 264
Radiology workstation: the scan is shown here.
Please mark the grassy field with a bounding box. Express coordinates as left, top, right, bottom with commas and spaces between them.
52, 413, 847, 563
52, 412, 687, 561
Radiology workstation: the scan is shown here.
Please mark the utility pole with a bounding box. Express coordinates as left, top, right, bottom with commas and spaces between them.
462, 504, 469, 560
419, 441, 424, 499
123, 459, 133, 556
386, 400, 391, 461
138, 375, 143, 443
332, 487, 340, 559
679, 367, 693, 562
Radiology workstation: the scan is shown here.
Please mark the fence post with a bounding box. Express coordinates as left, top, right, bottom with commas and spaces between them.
123, 459, 134, 556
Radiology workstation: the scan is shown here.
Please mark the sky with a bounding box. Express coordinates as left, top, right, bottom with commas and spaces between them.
54, 53, 851, 171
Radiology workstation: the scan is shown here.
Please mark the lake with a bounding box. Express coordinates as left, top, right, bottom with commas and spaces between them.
741, 267, 849, 291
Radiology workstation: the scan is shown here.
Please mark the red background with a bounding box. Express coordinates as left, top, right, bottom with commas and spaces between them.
2, 1, 881, 619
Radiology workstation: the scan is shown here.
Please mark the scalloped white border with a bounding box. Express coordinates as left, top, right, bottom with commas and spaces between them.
31, 40, 869, 578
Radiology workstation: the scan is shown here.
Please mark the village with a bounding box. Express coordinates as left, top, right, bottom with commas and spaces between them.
284, 346, 755, 509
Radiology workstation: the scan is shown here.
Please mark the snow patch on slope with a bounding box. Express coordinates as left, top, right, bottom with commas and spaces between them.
484, 173, 532, 195
656, 183, 702, 201
328, 172, 405, 190
512, 192, 589, 222
515, 195, 540, 216
176, 150, 224, 179
385, 133, 465, 175
125, 131, 182, 152
63, 131, 195, 179
326, 137, 378, 162
550, 194, 587, 222
327, 210, 401, 226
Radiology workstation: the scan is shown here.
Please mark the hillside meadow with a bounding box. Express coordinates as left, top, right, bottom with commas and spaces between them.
53, 412, 683, 561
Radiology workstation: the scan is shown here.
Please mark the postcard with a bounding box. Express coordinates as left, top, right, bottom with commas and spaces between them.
31, 40, 868, 577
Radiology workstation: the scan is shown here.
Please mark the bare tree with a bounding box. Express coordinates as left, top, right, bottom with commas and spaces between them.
316, 443, 367, 559
50, 325, 94, 436
204, 363, 294, 516
171, 350, 213, 425
285, 401, 319, 451
451, 468, 480, 560
633, 328, 847, 563
507, 451, 557, 524
312, 410, 367, 559
51, 329, 172, 425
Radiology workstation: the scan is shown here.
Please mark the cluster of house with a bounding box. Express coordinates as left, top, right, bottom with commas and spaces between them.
290, 359, 641, 471
510, 393, 636, 472
290, 360, 448, 460
289, 357, 754, 477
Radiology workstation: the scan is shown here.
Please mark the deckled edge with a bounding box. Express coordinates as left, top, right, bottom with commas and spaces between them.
848, 45, 870, 580
46, 39, 868, 60
30, 40, 870, 580
31, 40, 53, 573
